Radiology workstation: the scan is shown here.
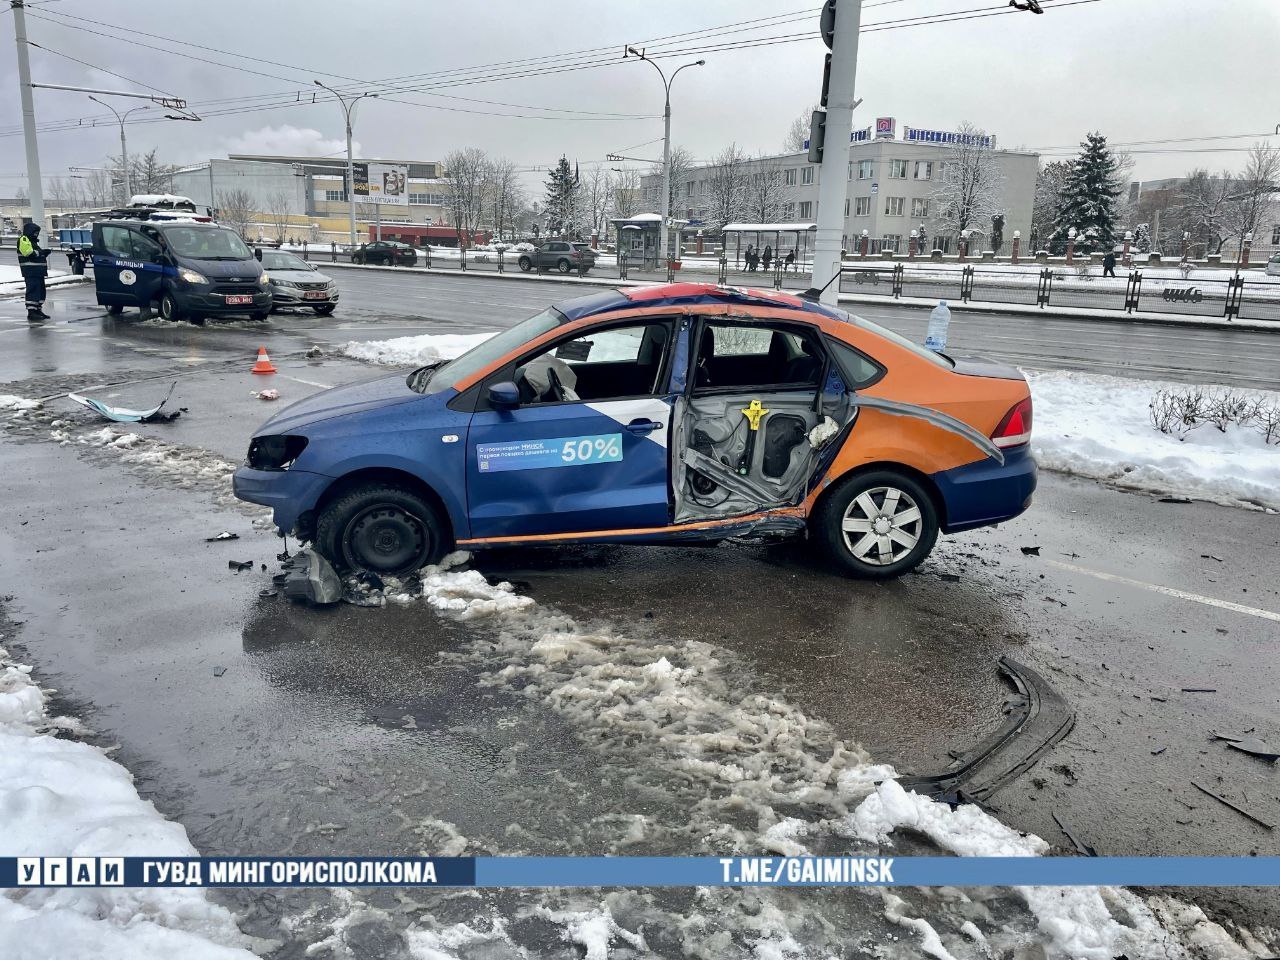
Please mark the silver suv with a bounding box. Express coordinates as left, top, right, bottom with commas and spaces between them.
517, 240, 596, 274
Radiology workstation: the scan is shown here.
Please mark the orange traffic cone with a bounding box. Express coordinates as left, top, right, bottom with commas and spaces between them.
251, 346, 277, 375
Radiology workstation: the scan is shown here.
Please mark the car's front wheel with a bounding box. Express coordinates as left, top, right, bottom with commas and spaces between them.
315, 483, 446, 576
813, 470, 939, 578
518, 256, 532, 272
158, 291, 183, 322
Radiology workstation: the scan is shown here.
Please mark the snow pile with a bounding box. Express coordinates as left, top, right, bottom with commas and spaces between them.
342, 332, 494, 367
1029, 369, 1280, 509
0, 641, 262, 959
0, 395, 42, 414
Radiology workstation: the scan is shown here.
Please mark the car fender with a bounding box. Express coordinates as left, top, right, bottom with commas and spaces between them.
312, 450, 470, 538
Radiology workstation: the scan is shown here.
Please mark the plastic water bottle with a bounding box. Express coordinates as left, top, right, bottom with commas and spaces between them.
925, 300, 951, 353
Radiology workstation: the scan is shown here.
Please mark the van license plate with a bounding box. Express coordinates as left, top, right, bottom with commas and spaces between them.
225, 295, 252, 305
303, 291, 328, 300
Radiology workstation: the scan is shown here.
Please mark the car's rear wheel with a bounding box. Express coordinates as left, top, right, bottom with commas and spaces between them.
353, 254, 365, 265
557, 259, 572, 273
813, 470, 939, 579
315, 483, 445, 576
518, 256, 532, 272
313, 304, 336, 315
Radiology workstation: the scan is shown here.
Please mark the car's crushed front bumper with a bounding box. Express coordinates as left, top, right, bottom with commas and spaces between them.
233, 466, 332, 535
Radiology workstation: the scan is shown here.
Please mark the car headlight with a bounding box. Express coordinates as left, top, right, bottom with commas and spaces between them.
259, 273, 271, 286
274, 279, 299, 288
247, 434, 308, 470
178, 267, 207, 284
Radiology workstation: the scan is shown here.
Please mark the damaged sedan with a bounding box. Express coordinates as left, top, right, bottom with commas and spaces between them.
233, 283, 1036, 578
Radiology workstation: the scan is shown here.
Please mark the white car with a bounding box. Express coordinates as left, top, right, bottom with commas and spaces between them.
1267, 254, 1280, 277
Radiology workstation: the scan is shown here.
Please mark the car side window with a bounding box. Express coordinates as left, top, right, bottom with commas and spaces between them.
132, 230, 163, 262
100, 225, 133, 259
512, 321, 672, 405
693, 322, 824, 392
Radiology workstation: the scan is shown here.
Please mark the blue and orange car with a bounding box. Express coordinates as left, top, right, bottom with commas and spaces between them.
233, 283, 1035, 578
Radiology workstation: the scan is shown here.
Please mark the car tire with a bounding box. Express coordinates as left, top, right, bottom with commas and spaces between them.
71, 257, 85, 276
251, 310, 270, 322
518, 256, 532, 272
105, 304, 124, 315
313, 304, 336, 315
557, 259, 571, 273
158, 291, 183, 323
813, 470, 939, 579
315, 483, 446, 576
353, 254, 365, 265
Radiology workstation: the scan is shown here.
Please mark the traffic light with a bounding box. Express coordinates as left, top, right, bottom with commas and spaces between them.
807, 109, 826, 163
819, 53, 832, 108
820, 0, 836, 49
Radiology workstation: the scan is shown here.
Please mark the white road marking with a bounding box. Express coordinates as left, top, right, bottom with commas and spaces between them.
280, 375, 332, 389
1042, 558, 1280, 623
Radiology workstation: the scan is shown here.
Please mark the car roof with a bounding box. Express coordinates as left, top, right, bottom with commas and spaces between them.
554, 282, 851, 324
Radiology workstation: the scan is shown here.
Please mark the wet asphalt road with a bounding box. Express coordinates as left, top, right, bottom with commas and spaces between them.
2, 273, 1279, 951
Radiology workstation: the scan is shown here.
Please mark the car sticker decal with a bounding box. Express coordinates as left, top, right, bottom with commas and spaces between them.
476, 433, 624, 473
583, 397, 672, 448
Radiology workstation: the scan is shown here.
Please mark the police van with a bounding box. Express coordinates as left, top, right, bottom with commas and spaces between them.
91, 200, 272, 323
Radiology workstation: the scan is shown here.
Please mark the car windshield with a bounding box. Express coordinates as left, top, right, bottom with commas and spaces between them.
848, 312, 955, 368
159, 225, 253, 260
260, 251, 311, 271
415, 307, 565, 394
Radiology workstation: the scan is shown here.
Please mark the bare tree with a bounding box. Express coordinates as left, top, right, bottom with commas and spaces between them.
611, 168, 642, 219
216, 188, 255, 238
263, 190, 293, 242
740, 157, 791, 224
703, 143, 751, 231
481, 156, 524, 239
644, 145, 695, 214
109, 148, 178, 202
928, 122, 1004, 243
1030, 160, 1070, 251
1223, 143, 1280, 252
784, 104, 819, 153
579, 164, 615, 241
442, 147, 489, 244
1178, 169, 1235, 256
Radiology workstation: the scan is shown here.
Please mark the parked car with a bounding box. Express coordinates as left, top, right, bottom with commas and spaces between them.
235, 282, 1035, 579
92, 218, 271, 322
517, 240, 595, 274
1267, 254, 1280, 277
353, 240, 417, 266
259, 249, 339, 315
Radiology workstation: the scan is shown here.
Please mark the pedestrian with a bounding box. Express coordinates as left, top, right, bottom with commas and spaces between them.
785, 249, 796, 272
16, 221, 49, 322
744, 244, 755, 271
1102, 250, 1117, 278
762, 245, 773, 272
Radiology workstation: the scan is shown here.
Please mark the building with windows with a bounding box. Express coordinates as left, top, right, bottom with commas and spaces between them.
644, 118, 1038, 255
171, 154, 449, 242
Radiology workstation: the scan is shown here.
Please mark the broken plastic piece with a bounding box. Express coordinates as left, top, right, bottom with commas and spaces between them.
1212, 733, 1280, 763
1190, 780, 1275, 830
206, 532, 240, 542
254, 389, 280, 401
1052, 812, 1097, 857
228, 559, 252, 572
68, 382, 180, 423
1020, 546, 1041, 556
281, 548, 342, 606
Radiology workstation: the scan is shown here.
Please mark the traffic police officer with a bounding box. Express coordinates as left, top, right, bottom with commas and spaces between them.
17, 221, 50, 321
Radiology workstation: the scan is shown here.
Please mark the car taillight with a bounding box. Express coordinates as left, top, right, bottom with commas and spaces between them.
991, 396, 1032, 448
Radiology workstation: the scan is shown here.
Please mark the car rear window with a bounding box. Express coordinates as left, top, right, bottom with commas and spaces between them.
847, 313, 954, 369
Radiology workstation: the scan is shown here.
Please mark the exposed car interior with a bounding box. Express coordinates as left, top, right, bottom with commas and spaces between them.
673, 321, 854, 524
513, 321, 671, 403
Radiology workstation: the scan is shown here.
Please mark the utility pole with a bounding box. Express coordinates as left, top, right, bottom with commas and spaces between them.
625, 47, 704, 263
10, 0, 44, 227
811, 0, 862, 304
88, 97, 149, 201
314, 81, 378, 247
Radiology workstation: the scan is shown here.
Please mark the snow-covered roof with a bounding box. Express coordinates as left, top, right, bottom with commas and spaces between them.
129, 193, 196, 208
611, 213, 664, 223
722, 222, 817, 233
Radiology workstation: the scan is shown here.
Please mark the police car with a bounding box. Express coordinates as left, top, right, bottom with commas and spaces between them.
233, 283, 1035, 579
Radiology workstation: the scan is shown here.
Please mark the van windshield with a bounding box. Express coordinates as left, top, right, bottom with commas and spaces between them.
159, 225, 253, 261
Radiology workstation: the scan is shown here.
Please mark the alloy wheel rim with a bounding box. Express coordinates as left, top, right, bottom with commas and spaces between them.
840, 486, 923, 566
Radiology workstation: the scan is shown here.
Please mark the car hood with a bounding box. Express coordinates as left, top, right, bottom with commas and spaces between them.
269, 268, 330, 283
254, 374, 422, 436
185, 259, 261, 280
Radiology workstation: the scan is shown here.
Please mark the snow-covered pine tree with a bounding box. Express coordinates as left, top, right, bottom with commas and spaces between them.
1050, 132, 1121, 254
543, 157, 578, 239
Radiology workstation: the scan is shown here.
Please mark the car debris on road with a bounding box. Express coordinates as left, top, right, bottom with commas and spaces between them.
68, 381, 181, 423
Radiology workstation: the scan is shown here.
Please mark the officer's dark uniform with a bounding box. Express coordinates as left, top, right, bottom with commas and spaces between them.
17, 222, 50, 321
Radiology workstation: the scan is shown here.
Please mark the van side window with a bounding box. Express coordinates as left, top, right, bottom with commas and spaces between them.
100, 225, 133, 259
132, 230, 163, 262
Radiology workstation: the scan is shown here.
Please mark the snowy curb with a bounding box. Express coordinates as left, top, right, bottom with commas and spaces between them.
0, 274, 91, 299
323, 259, 635, 289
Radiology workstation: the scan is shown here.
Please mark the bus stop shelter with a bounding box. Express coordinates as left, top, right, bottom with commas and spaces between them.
722, 222, 817, 269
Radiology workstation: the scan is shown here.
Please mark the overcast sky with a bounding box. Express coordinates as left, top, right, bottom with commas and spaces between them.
3, 0, 1278, 195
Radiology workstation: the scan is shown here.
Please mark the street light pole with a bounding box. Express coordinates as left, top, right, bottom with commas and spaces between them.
10, 0, 44, 227
88, 97, 149, 201
313, 81, 378, 248
625, 48, 704, 263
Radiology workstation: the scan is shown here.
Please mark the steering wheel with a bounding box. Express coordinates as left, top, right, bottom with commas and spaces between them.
545, 367, 570, 403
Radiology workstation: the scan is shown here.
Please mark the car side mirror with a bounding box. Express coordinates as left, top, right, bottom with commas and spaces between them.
487, 381, 521, 409
254, 248, 263, 261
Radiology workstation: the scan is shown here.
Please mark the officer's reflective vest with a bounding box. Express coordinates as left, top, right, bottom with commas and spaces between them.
17, 234, 45, 267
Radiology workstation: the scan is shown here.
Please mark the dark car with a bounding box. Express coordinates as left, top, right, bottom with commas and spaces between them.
353, 240, 417, 266
91, 219, 271, 322
517, 240, 596, 274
